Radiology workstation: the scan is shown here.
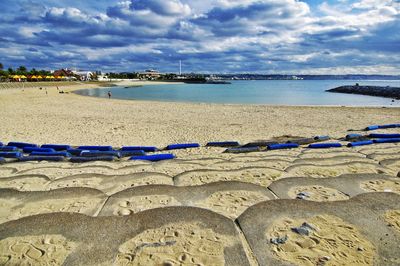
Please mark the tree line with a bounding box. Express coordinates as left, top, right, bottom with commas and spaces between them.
0, 63, 52, 77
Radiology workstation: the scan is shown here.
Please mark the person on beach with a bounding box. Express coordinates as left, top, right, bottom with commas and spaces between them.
108, 91, 112, 99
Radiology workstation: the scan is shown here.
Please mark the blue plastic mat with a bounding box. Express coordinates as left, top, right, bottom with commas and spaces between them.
130, 154, 175, 162
166, 143, 200, 150
347, 140, 374, 147
41, 144, 71, 151
308, 143, 342, 149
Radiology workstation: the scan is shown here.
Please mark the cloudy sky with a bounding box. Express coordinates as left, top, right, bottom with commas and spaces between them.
0, 0, 399, 74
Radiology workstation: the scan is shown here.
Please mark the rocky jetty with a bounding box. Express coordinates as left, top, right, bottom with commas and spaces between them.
327, 85, 400, 100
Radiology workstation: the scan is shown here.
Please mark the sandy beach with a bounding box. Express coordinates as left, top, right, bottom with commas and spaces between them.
0, 80, 399, 146
0, 81, 399, 265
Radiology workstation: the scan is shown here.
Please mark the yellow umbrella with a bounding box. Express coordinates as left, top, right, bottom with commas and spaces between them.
45, 76, 53, 79
12, 75, 20, 79
30, 75, 37, 79
20, 75, 27, 79
59, 76, 65, 79
36, 75, 43, 79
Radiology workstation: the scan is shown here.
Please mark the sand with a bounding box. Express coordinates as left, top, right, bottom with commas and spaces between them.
1, 81, 400, 264
0, 196, 104, 224
0, 235, 76, 265
285, 162, 387, 178
175, 167, 283, 187
195, 190, 270, 219
361, 179, 400, 194
288, 185, 350, 201
267, 215, 376, 266
384, 210, 400, 233
113, 195, 181, 216
0, 81, 399, 147
115, 222, 234, 266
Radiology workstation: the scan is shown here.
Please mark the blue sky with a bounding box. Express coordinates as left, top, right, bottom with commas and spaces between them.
0, 0, 399, 74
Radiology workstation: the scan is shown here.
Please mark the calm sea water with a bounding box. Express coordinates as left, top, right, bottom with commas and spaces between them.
75, 80, 400, 106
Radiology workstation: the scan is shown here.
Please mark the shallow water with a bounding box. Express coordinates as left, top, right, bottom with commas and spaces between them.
75, 80, 400, 106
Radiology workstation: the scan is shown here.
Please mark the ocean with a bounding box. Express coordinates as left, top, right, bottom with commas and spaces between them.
75, 80, 400, 106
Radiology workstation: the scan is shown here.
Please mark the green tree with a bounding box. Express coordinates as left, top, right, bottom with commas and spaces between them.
17, 66, 27, 74
7, 67, 14, 75
30, 68, 39, 75
0, 63, 3, 71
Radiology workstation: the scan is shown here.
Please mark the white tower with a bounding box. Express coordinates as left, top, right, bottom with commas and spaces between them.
179, 60, 182, 76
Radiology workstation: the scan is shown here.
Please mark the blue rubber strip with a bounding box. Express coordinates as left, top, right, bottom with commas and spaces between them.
206, 141, 240, 147
80, 151, 121, 158
0, 146, 18, 152
77, 146, 113, 151
70, 156, 116, 163
119, 150, 146, 157
373, 138, 400, 144
41, 144, 71, 151
19, 156, 66, 162
224, 147, 261, 153
121, 146, 158, 152
314, 136, 330, 141
268, 143, 299, 150
378, 124, 400, 129
308, 143, 342, 149
30, 151, 71, 157
166, 143, 200, 150
347, 140, 374, 147
8, 142, 38, 148
67, 149, 89, 156
365, 125, 379, 131
345, 134, 363, 140
23, 147, 56, 153
0, 152, 23, 158
369, 133, 400, 139
130, 154, 175, 162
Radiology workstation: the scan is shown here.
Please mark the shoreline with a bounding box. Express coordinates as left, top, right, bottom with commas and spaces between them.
72, 80, 400, 108
1, 81, 399, 147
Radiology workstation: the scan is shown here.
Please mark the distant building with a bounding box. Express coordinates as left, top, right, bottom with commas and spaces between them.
138, 69, 161, 80
52, 68, 75, 77
73, 70, 94, 81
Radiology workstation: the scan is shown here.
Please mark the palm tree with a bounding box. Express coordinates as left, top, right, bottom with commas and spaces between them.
17, 66, 27, 74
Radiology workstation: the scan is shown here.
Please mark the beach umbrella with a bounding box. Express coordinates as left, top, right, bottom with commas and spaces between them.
59, 76, 65, 80
36, 75, 43, 80
45, 76, 53, 80
20, 75, 27, 79
30, 75, 37, 80
12, 75, 20, 79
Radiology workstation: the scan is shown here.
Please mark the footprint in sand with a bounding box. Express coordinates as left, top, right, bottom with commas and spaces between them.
360, 179, 400, 194
195, 190, 270, 219
1, 198, 103, 224
266, 215, 375, 266
288, 186, 350, 202
176, 168, 283, 187
285, 162, 385, 178
113, 195, 181, 216
0, 235, 76, 265
115, 223, 233, 266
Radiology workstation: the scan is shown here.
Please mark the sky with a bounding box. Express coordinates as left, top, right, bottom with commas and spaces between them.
0, 0, 399, 74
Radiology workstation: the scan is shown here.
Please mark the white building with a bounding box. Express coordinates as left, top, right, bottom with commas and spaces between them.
73, 71, 93, 81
